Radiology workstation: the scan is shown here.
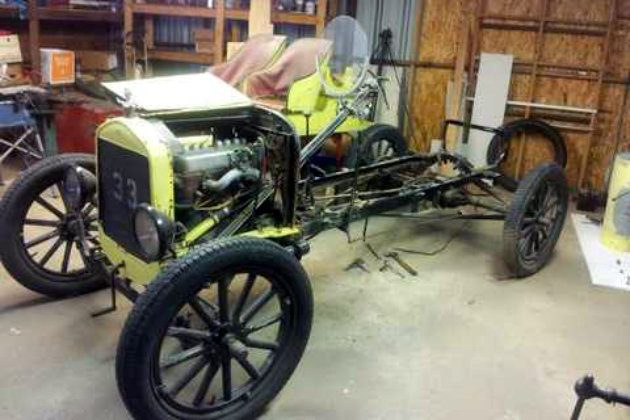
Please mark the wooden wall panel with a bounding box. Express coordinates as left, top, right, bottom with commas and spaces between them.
540, 34, 603, 68
480, 29, 536, 61
417, 0, 463, 62
411, 69, 451, 151
547, 0, 608, 21
410, 0, 630, 192
485, 0, 542, 17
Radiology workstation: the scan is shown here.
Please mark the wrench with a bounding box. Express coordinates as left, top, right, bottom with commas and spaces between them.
385, 251, 418, 276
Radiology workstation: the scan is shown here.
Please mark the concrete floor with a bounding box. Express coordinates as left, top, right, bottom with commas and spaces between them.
0, 175, 629, 419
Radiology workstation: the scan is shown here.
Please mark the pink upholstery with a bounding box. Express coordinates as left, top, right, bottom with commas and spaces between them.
244, 38, 331, 99
210, 34, 286, 87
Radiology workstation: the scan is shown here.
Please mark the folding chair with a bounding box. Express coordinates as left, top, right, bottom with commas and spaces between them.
0, 97, 45, 185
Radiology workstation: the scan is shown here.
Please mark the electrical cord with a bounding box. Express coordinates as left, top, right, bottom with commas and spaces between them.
393, 221, 470, 256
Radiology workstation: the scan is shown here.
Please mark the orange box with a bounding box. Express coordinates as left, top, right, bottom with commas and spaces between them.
40, 48, 75, 85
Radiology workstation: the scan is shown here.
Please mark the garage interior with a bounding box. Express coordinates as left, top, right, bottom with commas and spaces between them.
0, 0, 629, 419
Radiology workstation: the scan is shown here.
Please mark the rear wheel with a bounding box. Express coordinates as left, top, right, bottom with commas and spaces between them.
345, 124, 408, 168
0, 154, 104, 297
503, 163, 568, 277
116, 237, 313, 420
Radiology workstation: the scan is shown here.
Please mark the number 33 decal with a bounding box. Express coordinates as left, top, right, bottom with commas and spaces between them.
112, 171, 138, 209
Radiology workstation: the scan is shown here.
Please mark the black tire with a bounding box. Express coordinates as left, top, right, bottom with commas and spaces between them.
503, 162, 569, 277
345, 124, 408, 168
117, 237, 314, 420
0, 153, 105, 297
487, 118, 567, 191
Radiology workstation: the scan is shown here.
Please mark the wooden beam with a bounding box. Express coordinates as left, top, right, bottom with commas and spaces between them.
514, 0, 549, 180
214, 0, 225, 64
405, 0, 426, 149
36, 7, 120, 22
147, 49, 214, 64
28, 0, 40, 84
467, 0, 485, 101
271, 12, 318, 26
144, 17, 154, 49
444, 8, 471, 156
144, 16, 154, 76
123, 0, 133, 78
316, 0, 328, 35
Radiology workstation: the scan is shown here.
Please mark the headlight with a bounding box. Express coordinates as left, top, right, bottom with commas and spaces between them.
63, 166, 96, 210
133, 204, 174, 261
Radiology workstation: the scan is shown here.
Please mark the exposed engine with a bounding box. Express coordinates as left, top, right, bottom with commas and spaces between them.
172, 136, 264, 215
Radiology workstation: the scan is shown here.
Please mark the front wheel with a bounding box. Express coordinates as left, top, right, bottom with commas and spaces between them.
503, 163, 569, 277
0, 154, 104, 297
116, 237, 314, 420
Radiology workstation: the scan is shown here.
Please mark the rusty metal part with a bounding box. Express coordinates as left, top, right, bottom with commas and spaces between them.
385, 251, 418, 276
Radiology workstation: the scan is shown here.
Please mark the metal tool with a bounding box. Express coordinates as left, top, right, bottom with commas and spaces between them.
385, 251, 418, 276
379, 258, 404, 278
571, 375, 630, 419
345, 257, 370, 273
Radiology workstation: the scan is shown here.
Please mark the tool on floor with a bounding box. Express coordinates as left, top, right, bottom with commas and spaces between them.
385, 251, 418, 276
378, 258, 404, 278
366, 243, 404, 278
571, 375, 630, 419
345, 257, 370, 273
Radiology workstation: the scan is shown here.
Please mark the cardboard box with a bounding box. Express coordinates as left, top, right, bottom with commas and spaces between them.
0, 35, 22, 64
41, 48, 75, 85
75, 50, 118, 71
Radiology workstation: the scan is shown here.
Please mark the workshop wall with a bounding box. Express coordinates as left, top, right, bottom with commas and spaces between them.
410, 0, 630, 192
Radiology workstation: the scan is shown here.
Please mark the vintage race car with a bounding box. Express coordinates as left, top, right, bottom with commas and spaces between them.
0, 17, 569, 420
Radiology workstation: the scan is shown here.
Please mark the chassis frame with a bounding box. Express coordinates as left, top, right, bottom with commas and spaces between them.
94, 114, 512, 311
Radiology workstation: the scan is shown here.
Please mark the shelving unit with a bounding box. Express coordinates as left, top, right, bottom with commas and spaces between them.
28, 1, 123, 84
0, 5, 20, 19
123, 0, 331, 77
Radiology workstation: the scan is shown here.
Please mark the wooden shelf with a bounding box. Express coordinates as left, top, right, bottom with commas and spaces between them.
36, 7, 121, 23
125, 0, 330, 74
225, 8, 249, 21
0, 5, 19, 19
147, 48, 214, 64
271, 11, 318, 25
130, 3, 247, 20
131, 3, 216, 18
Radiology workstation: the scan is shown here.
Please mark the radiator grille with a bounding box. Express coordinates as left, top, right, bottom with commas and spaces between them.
98, 140, 151, 259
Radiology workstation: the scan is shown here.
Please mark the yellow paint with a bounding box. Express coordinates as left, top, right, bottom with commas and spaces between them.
285, 71, 372, 137
184, 217, 219, 245
99, 227, 160, 285
241, 226, 301, 239
602, 153, 630, 251
96, 117, 175, 218
96, 117, 175, 284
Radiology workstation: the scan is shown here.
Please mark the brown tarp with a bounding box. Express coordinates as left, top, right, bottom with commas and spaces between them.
244, 38, 331, 99
210, 34, 287, 88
